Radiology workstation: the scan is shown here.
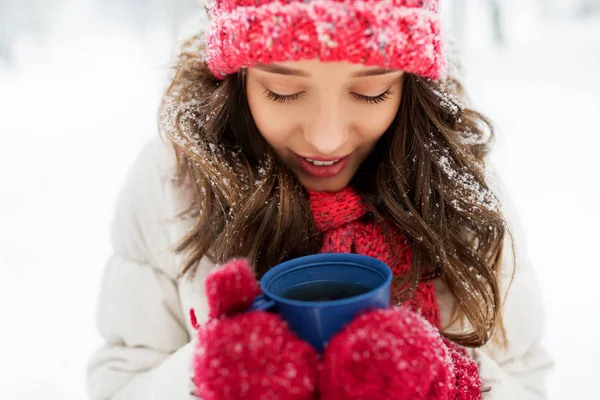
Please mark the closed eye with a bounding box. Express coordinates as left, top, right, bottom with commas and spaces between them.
263, 89, 304, 103
263, 88, 393, 104
351, 89, 393, 104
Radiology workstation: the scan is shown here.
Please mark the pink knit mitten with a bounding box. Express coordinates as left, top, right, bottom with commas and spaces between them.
191, 259, 319, 400
320, 307, 482, 400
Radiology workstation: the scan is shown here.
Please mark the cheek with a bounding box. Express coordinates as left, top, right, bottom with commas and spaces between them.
352, 99, 400, 146
247, 88, 296, 148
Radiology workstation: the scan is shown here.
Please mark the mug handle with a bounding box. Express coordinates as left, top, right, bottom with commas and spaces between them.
248, 294, 277, 311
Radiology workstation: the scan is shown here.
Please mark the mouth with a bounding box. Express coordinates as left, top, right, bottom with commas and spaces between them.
295, 153, 352, 178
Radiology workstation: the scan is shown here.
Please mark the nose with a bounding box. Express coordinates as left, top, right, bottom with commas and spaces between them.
303, 103, 348, 156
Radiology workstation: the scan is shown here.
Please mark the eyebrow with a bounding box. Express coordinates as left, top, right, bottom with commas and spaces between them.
255, 64, 399, 78
255, 64, 311, 77
351, 68, 399, 78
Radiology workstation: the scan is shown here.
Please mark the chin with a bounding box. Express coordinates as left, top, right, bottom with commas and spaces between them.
298, 175, 352, 193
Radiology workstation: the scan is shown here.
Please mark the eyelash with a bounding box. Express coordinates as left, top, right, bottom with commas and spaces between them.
263, 89, 302, 103
352, 90, 393, 104
263, 89, 393, 104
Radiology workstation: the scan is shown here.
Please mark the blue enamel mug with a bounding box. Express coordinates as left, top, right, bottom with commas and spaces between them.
248, 253, 392, 353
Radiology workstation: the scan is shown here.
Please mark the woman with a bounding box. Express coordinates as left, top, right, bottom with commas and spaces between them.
87, 1, 553, 398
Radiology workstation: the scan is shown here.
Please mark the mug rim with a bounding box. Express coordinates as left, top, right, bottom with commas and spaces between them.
260, 253, 393, 308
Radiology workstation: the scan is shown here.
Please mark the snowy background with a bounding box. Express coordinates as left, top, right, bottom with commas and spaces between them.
0, 0, 598, 399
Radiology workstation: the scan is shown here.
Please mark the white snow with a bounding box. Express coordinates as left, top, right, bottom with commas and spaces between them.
459, 5, 600, 400
1, 1, 599, 399
0, 2, 176, 398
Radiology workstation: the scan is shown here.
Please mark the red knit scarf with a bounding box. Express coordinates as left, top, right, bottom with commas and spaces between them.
307, 186, 441, 328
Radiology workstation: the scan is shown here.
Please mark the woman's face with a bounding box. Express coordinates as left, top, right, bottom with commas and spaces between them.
246, 60, 404, 192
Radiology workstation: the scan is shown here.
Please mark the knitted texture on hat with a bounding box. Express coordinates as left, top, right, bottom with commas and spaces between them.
205, 0, 445, 80
307, 185, 441, 328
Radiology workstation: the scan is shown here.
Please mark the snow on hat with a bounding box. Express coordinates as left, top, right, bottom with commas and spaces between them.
204, 0, 446, 80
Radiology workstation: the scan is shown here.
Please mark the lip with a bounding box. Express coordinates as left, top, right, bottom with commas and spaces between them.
297, 154, 352, 162
295, 153, 352, 178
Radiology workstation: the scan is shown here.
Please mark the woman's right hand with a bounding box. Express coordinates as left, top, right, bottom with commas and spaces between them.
191, 259, 319, 400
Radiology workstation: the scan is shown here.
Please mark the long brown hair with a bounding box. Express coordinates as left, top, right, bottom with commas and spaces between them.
159, 33, 514, 348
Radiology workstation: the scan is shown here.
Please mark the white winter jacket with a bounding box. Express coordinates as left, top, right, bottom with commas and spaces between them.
87, 138, 553, 399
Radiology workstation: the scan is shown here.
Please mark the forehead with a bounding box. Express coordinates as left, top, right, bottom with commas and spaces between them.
253, 60, 399, 78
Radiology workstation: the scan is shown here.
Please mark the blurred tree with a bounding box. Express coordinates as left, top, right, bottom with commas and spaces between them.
0, 0, 68, 64
96, 0, 201, 38
0, 0, 12, 63
540, 0, 600, 17
575, 0, 600, 17
450, 0, 505, 49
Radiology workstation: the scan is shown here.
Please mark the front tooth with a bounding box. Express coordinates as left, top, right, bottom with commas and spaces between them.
305, 158, 340, 166
315, 160, 336, 166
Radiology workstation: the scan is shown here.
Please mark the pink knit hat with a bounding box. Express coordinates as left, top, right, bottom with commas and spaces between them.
205, 0, 446, 80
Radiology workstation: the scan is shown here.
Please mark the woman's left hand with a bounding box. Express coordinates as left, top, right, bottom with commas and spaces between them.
319, 306, 483, 400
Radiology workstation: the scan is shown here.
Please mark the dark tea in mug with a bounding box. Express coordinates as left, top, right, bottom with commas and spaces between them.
281, 281, 371, 302
249, 253, 393, 352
